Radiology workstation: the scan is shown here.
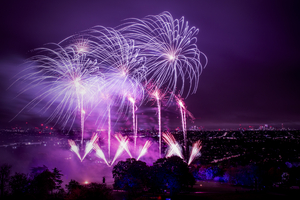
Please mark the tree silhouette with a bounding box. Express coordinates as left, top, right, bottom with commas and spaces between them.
29, 165, 56, 199
150, 156, 195, 195
9, 172, 29, 196
66, 179, 82, 194
112, 158, 149, 196
0, 164, 12, 197
53, 167, 63, 191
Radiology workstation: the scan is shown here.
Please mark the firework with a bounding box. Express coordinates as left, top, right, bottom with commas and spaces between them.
81, 133, 99, 161
13, 36, 104, 139
68, 139, 81, 161
110, 134, 131, 165
93, 143, 109, 166
128, 95, 137, 150
85, 27, 146, 153
162, 132, 183, 159
118, 11, 207, 99
14, 12, 206, 165
153, 90, 162, 158
137, 140, 152, 161
115, 133, 132, 158
188, 140, 202, 165
177, 98, 187, 154
88, 26, 146, 111
107, 104, 111, 160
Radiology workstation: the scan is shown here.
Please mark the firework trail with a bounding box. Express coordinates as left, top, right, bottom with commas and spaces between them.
128, 95, 137, 151
118, 11, 207, 100
107, 104, 111, 161
68, 140, 81, 161
177, 98, 187, 154
153, 90, 162, 158
188, 140, 202, 165
93, 143, 109, 166
80, 108, 85, 145
162, 132, 183, 159
81, 133, 99, 161
137, 140, 152, 161
95, 92, 113, 161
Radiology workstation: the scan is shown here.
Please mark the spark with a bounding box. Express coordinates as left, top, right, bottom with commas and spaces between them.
188, 140, 202, 165
68, 139, 81, 160
176, 96, 187, 156
110, 134, 131, 165
93, 143, 110, 166
137, 140, 152, 161
128, 96, 135, 104
115, 133, 132, 158
162, 132, 183, 159
168, 53, 175, 61
81, 133, 99, 161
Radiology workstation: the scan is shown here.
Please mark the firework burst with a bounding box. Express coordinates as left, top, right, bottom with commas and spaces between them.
118, 11, 207, 99
68, 140, 81, 161
13, 38, 104, 134
137, 140, 152, 161
81, 133, 99, 161
188, 140, 202, 165
162, 132, 183, 159
110, 133, 132, 165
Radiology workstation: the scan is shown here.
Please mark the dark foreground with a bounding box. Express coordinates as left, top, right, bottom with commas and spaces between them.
112, 181, 300, 200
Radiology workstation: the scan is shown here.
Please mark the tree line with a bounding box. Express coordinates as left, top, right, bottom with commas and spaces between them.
112, 156, 195, 198
0, 164, 113, 200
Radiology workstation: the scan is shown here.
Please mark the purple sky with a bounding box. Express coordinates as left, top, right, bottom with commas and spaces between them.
0, 0, 299, 130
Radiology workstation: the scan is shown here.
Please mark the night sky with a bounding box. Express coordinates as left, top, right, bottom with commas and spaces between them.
0, 0, 299, 130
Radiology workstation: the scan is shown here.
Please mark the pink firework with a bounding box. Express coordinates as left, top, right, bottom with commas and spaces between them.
93, 143, 109, 166
137, 140, 152, 161
110, 134, 132, 166
162, 132, 183, 159
188, 140, 202, 165
68, 139, 81, 161
81, 133, 99, 161
115, 133, 132, 158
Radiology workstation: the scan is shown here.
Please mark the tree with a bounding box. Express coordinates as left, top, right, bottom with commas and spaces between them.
66, 179, 82, 194
0, 164, 12, 197
29, 165, 56, 199
112, 158, 149, 196
9, 172, 30, 196
149, 156, 195, 195
52, 167, 63, 191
